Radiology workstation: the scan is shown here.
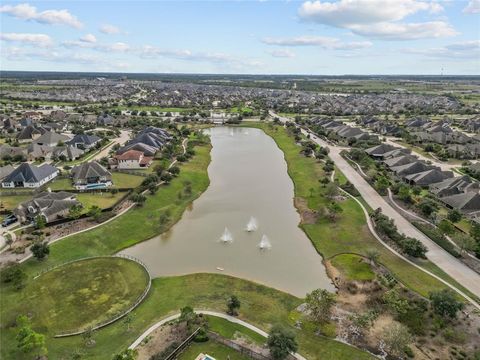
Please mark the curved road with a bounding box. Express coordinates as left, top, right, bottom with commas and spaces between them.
270, 111, 480, 298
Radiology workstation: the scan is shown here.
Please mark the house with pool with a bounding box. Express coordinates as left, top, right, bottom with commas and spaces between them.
71, 161, 113, 190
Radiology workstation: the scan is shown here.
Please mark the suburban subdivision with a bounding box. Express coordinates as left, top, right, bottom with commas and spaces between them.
1, 1, 480, 359
1, 71, 479, 360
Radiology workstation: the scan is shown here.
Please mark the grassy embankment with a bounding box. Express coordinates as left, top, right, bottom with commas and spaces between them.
0, 137, 374, 359
246, 122, 474, 298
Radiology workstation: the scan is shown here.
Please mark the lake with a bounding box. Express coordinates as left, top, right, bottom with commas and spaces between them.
121, 126, 334, 297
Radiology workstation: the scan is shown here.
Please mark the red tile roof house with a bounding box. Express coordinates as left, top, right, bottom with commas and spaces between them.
111, 149, 153, 169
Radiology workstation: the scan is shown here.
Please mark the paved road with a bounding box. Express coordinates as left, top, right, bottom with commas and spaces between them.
91, 129, 131, 162
313, 132, 480, 297
269, 111, 480, 298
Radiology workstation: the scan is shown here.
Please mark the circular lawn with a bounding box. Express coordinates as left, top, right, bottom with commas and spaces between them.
21, 257, 149, 334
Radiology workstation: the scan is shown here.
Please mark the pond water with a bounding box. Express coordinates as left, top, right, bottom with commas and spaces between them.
121, 126, 334, 297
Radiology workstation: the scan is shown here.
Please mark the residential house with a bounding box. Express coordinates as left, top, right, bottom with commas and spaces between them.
16, 125, 46, 143
34, 131, 70, 147
403, 169, 454, 186
439, 192, 480, 215
0, 165, 14, 181
430, 175, 480, 198
13, 191, 80, 224
1, 163, 58, 188
67, 133, 102, 150
71, 161, 112, 189
111, 149, 153, 169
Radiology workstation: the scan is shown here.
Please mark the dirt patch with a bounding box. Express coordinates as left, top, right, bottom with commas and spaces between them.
294, 197, 317, 224
136, 322, 189, 360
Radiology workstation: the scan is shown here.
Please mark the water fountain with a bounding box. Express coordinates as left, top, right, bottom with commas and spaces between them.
245, 216, 258, 232
219, 227, 233, 243
258, 234, 272, 250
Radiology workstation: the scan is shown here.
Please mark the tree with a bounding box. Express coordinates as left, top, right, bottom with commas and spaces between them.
111, 188, 119, 197
382, 322, 412, 358
131, 193, 146, 206
398, 185, 412, 203
324, 183, 338, 199
365, 249, 380, 266
68, 204, 83, 220
226, 295, 241, 316
429, 289, 464, 319
1, 264, 26, 290
438, 220, 454, 235
400, 237, 427, 258
30, 241, 50, 260
82, 326, 95, 347
383, 289, 409, 316
87, 205, 102, 222
418, 199, 437, 217
374, 176, 389, 195
267, 324, 298, 360
123, 313, 134, 332
456, 233, 475, 254
34, 215, 46, 230
447, 209, 462, 223
327, 202, 343, 221
305, 289, 336, 324
16, 315, 47, 357
112, 349, 137, 360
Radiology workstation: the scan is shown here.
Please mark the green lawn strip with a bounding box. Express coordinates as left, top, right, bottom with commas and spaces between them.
178, 340, 251, 360
243, 123, 458, 298
1, 257, 149, 337
1, 274, 373, 359
111, 172, 145, 188
330, 254, 375, 281
76, 192, 125, 211
205, 316, 265, 345
0, 194, 33, 212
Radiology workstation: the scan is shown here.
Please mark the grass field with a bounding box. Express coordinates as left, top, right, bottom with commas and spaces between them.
1, 257, 149, 337
48, 172, 144, 190
206, 316, 265, 345
330, 254, 375, 281
178, 340, 251, 360
244, 123, 464, 298
1, 274, 373, 359
0, 194, 33, 212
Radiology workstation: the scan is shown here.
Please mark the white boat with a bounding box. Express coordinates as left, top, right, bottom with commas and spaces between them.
245, 216, 258, 232
220, 227, 233, 243
216, 267, 224, 271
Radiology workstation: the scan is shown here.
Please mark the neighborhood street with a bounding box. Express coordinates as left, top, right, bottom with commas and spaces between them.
91, 129, 131, 162
270, 111, 480, 298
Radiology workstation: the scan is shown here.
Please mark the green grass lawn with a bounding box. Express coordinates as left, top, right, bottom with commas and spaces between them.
330, 254, 375, 281
244, 123, 464, 298
0, 194, 33, 212
205, 316, 265, 345
1, 257, 149, 337
178, 340, 251, 360
49, 172, 144, 190
1, 274, 373, 360
76, 192, 125, 210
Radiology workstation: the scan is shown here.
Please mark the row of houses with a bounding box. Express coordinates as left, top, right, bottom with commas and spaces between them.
365, 143, 480, 216
311, 118, 378, 143
0, 161, 112, 190
110, 126, 171, 169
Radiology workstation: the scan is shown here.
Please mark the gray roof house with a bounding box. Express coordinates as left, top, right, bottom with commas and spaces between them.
430, 175, 480, 198
383, 155, 418, 168
365, 143, 397, 158
13, 191, 80, 224
440, 191, 480, 215
404, 169, 454, 186
390, 161, 435, 177
67, 134, 102, 150
1, 163, 58, 188
34, 131, 70, 147
71, 161, 112, 190
0, 165, 14, 181
16, 125, 46, 143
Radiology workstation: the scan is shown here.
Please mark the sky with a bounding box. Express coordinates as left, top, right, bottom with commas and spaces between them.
0, 0, 479, 75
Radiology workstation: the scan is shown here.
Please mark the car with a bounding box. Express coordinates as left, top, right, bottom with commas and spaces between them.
2, 215, 17, 227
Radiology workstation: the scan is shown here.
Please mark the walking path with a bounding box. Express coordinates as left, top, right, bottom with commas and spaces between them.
129, 310, 308, 360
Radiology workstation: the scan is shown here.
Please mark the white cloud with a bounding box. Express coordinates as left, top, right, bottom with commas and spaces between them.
463, 0, 480, 13
61, 40, 130, 52
350, 21, 457, 40
80, 34, 97, 43
405, 40, 480, 59
268, 49, 296, 58
139, 45, 262, 69
298, 0, 455, 40
99, 24, 121, 34
262, 35, 372, 49
0, 32, 53, 47
0, 3, 82, 28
